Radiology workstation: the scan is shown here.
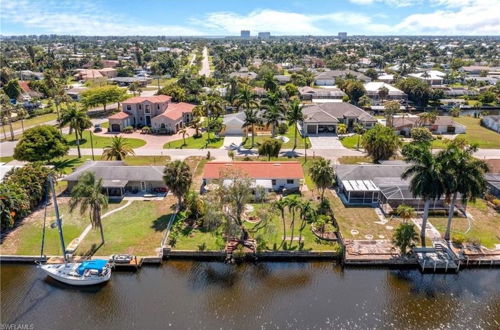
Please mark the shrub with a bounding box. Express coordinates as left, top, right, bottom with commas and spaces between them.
452, 233, 466, 246
123, 126, 134, 133
277, 123, 288, 135
141, 126, 151, 134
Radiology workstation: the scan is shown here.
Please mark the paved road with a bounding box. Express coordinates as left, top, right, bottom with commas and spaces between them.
199, 47, 210, 77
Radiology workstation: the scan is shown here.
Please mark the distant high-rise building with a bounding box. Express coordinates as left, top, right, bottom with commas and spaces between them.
241, 30, 250, 38
338, 32, 347, 40
258, 32, 271, 39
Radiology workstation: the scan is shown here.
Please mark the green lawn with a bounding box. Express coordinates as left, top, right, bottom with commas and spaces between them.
77, 199, 176, 256
337, 156, 374, 164
0, 156, 14, 163
430, 199, 499, 249
174, 202, 342, 252
163, 132, 223, 149
9, 113, 58, 131
0, 200, 125, 255
340, 134, 362, 149
242, 125, 311, 149
441, 117, 500, 149
65, 130, 146, 149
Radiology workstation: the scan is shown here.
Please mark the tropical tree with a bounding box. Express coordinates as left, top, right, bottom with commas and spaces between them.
401, 144, 445, 246
362, 125, 402, 163
262, 71, 278, 92
178, 127, 189, 146
298, 200, 316, 247
0, 92, 15, 140
273, 198, 288, 248
418, 111, 438, 127
286, 99, 304, 150
3, 79, 22, 100
309, 158, 335, 201
410, 127, 433, 144
59, 104, 92, 158
15, 106, 28, 134
81, 85, 127, 112
258, 138, 282, 160
353, 123, 365, 149
14, 125, 69, 162
263, 105, 283, 137
437, 143, 488, 241
396, 204, 416, 223
337, 123, 347, 135
220, 173, 253, 241
233, 84, 258, 112
163, 160, 192, 210
102, 136, 135, 160
378, 86, 389, 104
69, 172, 109, 244
284, 195, 301, 246
384, 100, 400, 128
242, 108, 262, 147
392, 223, 419, 256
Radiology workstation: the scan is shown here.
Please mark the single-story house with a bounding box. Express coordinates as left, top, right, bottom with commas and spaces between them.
74, 68, 117, 81
202, 161, 304, 194
392, 115, 466, 136
485, 173, 500, 197
408, 70, 445, 86
229, 68, 258, 80
442, 87, 478, 98
364, 82, 407, 106
335, 161, 455, 213
17, 70, 44, 80
481, 115, 500, 133
222, 111, 271, 136
18, 81, 42, 100
378, 74, 394, 83
440, 98, 466, 109
108, 76, 151, 87
274, 75, 291, 84
66, 87, 87, 101
298, 86, 346, 102
302, 103, 377, 135
63, 161, 166, 199
460, 66, 500, 75
314, 70, 371, 86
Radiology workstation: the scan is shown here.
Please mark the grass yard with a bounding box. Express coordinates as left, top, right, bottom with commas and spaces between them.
340, 134, 362, 149
174, 202, 342, 252
337, 156, 373, 164
325, 190, 402, 240
65, 130, 146, 149
163, 132, 223, 149
0, 156, 14, 163
76, 198, 176, 256
242, 125, 311, 150
441, 117, 500, 149
429, 199, 499, 249
0, 199, 125, 255
9, 113, 58, 132
183, 156, 208, 190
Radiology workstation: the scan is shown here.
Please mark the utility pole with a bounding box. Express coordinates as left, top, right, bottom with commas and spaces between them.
89, 130, 95, 160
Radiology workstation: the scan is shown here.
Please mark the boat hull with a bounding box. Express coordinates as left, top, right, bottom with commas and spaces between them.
40, 263, 111, 286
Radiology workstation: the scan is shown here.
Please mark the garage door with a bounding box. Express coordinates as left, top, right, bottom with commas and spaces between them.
111, 124, 121, 132
224, 126, 243, 136
318, 125, 336, 134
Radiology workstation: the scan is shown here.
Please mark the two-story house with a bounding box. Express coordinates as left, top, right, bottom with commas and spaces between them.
108, 95, 194, 133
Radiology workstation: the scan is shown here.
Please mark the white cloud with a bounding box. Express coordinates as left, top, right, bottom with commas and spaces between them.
396, 0, 500, 35
349, 0, 419, 7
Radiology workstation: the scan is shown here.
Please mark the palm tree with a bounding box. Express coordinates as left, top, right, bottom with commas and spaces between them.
0, 92, 15, 140
298, 200, 316, 247
202, 96, 226, 142
418, 111, 437, 127
179, 127, 189, 146
309, 158, 335, 201
150, 61, 162, 91
337, 123, 347, 135
233, 85, 258, 112
353, 123, 364, 149
392, 223, 419, 256
59, 104, 92, 158
163, 160, 192, 210
263, 105, 283, 137
401, 144, 445, 246
242, 108, 262, 148
102, 136, 135, 160
396, 204, 416, 223
273, 198, 288, 248
69, 172, 108, 244
286, 99, 304, 150
437, 144, 488, 241
378, 86, 389, 104
262, 71, 278, 92
285, 195, 301, 246
15, 106, 28, 133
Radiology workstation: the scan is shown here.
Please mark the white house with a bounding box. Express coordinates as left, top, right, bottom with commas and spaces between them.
481, 115, 500, 133
408, 70, 445, 86
364, 82, 407, 106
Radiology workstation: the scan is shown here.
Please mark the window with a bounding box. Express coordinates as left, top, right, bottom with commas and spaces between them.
157, 105, 160, 110
140, 117, 143, 121
126, 105, 131, 110
287, 179, 294, 184
145, 105, 150, 113
272, 179, 276, 185
139, 105, 142, 110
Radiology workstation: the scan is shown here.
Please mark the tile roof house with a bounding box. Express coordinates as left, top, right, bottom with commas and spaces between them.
302, 103, 376, 135
203, 161, 304, 193
363, 82, 407, 106
299, 86, 346, 102
314, 70, 371, 86
392, 115, 466, 136
108, 95, 194, 133
74, 68, 118, 81
18, 81, 42, 100
335, 161, 454, 213
63, 161, 166, 199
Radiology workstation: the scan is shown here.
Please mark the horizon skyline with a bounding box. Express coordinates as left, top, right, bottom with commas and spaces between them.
1, 0, 499, 37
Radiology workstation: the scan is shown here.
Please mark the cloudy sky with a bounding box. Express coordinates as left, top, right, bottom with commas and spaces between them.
1, 0, 499, 36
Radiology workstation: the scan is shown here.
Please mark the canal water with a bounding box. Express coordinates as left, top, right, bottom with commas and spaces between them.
1, 262, 499, 329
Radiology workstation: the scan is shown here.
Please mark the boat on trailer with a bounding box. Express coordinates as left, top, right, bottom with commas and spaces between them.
38, 175, 112, 286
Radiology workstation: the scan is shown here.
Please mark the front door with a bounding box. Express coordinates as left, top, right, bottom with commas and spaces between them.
140, 182, 146, 191
145, 116, 151, 127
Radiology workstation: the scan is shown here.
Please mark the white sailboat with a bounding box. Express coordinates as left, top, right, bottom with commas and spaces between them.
39, 175, 112, 286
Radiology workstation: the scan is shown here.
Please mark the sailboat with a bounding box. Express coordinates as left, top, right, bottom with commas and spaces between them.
38, 175, 112, 286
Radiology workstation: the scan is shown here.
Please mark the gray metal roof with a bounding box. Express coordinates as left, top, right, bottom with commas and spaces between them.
304, 103, 376, 123
63, 161, 164, 183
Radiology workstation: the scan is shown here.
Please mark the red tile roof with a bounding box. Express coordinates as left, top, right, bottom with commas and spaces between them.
123, 95, 172, 104
108, 111, 131, 119
203, 161, 304, 179
155, 102, 195, 121
18, 81, 31, 93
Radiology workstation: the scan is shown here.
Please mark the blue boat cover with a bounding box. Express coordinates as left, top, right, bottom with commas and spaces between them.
77, 259, 108, 275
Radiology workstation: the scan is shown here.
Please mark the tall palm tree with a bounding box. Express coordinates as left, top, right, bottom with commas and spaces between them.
202, 96, 226, 141
242, 108, 262, 148
309, 158, 335, 201
178, 127, 189, 146
418, 111, 437, 127
0, 92, 15, 140
437, 144, 488, 241
286, 99, 304, 150
401, 144, 445, 246
163, 160, 192, 210
102, 136, 135, 160
59, 104, 92, 158
353, 123, 364, 149
298, 200, 316, 247
233, 84, 258, 112
263, 105, 283, 137
273, 198, 288, 248
69, 172, 108, 244
284, 195, 301, 246
15, 105, 28, 133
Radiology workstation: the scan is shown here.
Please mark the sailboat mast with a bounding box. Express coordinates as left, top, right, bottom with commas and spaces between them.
49, 175, 67, 262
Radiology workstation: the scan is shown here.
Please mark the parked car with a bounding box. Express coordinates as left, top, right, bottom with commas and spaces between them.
94, 124, 102, 133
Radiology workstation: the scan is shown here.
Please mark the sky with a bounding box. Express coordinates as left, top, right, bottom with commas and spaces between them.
1, 0, 499, 36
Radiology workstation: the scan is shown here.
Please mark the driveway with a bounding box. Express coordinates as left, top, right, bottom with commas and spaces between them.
222, 136, 243, 150
94, 128, 194, 150
199, 47, 211, 77
308, 135, 345, 149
